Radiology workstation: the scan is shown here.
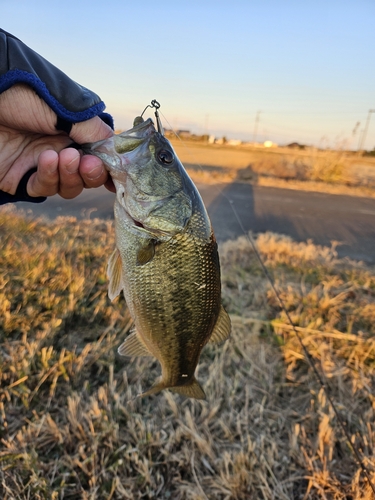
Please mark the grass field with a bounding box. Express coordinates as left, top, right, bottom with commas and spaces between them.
171, 140, 375, 199
1, 205, 375, 499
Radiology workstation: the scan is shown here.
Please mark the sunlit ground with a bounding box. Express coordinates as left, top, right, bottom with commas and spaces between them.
172, 140, 375, 199
1, 206, 375, 499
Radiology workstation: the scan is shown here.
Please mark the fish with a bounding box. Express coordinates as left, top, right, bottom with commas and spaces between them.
83, 116, 231, 400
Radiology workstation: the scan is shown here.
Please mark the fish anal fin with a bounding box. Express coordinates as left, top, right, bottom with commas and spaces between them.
138, 380, 166, 398
136, 240, 155, 266
208, 305, 231, 344
170, 378, 206, 400
118, 329, 152, 357
107, 248, 123, 301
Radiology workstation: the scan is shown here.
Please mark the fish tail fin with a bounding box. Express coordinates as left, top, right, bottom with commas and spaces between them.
139, 377, 206, 400
170, 377, 206, 400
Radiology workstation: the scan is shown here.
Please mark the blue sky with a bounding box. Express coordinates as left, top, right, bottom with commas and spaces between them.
2, 0, 375, 148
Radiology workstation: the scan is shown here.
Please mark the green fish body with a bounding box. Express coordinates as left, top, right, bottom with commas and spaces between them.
84, 117, 231, 399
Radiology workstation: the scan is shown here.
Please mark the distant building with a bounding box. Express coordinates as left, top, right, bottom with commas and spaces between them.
176, 130, 191, 138
287, 142, 305, 149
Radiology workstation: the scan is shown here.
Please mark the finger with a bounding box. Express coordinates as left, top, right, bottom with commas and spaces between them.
27, 150, 59, 197
69, 116, 113, 189
79, 155, 109, 188
69, 116, 113, 144
57, 148, 84, 199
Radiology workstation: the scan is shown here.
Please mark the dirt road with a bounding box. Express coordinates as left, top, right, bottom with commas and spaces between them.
14, 182, 375, 264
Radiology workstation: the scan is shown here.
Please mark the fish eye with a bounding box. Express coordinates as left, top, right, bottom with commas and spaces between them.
157, 149, 174, 165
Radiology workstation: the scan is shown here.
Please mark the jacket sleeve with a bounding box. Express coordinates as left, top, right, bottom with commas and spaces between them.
0, 28, 114, 205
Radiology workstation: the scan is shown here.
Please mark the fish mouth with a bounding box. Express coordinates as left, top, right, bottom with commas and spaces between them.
126, 117, 156, 140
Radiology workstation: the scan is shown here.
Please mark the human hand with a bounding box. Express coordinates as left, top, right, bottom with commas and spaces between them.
0, 84, 115, 199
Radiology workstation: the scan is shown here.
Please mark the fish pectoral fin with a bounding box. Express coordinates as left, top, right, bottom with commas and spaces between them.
170, 378, 206, 400
136, 240, 155, 266
208, 305, 232, 344
118, 329, 152, 357
107, 248, 123, 301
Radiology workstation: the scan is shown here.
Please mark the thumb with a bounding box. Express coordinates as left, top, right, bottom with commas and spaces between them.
69, 116, 113, 144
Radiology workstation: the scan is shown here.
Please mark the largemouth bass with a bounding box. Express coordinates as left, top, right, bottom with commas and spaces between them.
84, 116, 231, 400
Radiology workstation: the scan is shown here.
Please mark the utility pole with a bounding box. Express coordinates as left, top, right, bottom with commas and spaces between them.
357, 129, 364, 151
253, 110, 261, 144
358, 109, 375, 153
204, 114, 209, 135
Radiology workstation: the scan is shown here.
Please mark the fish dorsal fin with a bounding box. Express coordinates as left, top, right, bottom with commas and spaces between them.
107, 248, 123, 301
208, 305, 231, 344
118, 329, 152, 357
136, 240, 155, 266
170, 377, 206, 400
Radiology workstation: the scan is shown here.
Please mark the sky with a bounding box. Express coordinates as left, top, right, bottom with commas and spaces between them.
2, 0, 375, 149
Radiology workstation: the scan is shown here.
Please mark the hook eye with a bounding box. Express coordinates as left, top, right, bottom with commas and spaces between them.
140, 100, 164, 134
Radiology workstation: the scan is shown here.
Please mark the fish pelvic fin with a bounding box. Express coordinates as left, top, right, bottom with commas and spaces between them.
107, 248, 123, 301
170, 377, 206, 400
118, 329, 152, 357
208, 305, 231, 344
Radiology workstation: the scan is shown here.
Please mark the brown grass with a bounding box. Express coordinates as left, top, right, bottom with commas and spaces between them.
1, 206, 375, 499
171, 140, 375, 198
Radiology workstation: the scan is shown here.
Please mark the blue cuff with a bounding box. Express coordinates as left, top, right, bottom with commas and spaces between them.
0, 69, 106, 123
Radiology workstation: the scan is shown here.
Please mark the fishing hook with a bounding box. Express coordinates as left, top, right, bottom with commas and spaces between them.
140, 99, 164, 135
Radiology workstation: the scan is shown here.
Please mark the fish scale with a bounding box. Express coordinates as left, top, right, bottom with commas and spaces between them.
117, 209, 221, 384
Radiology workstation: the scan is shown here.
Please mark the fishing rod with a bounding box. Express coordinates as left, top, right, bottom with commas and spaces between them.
142, 99, 375, 495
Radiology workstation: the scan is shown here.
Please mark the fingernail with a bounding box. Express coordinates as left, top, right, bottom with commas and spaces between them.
87, 165, 103, 180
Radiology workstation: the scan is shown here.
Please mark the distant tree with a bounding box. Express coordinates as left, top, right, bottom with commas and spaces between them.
364, 148, 375, 157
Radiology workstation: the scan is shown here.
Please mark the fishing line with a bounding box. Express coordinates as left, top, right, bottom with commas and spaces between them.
155, 106, 375, 494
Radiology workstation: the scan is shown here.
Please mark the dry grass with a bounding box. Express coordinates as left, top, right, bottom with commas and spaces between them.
171, 140, 375, 198
1, 206, 375, 499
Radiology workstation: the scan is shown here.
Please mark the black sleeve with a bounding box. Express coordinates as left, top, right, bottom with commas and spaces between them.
0, 28, 114, 205
0, 168, 46, 204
